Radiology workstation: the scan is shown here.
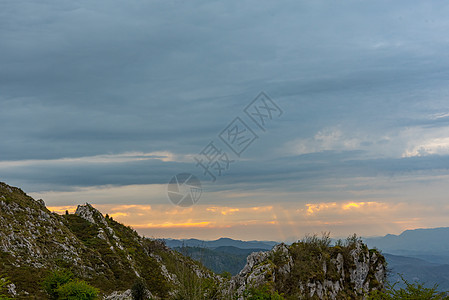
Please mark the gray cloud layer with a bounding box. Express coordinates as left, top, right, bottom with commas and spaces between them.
1, 0, 449, 203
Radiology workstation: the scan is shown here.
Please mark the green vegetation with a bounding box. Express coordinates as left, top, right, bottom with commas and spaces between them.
56, 281, 99, 300
174, 246, 260, 275
243, 284, 285, 300
0, 250, 49, 297
0, 276, 11, 300
368, 276, 449, 300
266, 233, 385, 299
43, 271, 98, 300
283, 233, 339, 293
220, 271, 232, 279
42, 270, 74, 299
0, 183, 38, 208
171, 252, 220, 300
62, 213, 171, 297
131, 279, 147, 300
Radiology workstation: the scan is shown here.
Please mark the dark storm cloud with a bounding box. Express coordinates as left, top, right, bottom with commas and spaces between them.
0, 159, 186, 191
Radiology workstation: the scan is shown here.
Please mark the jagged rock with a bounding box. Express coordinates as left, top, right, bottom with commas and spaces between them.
228, 239, 386, 300
36, 199, 46, 207
104, 289, 154, 300
7, 283, 17, 297
75, 203, 107, 226
104, 289, 132, 300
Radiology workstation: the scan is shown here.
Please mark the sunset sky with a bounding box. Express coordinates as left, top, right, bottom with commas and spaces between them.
2, 0, 449, 241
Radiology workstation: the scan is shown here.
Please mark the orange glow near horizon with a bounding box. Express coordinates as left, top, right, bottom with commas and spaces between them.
45, 199, 449, 241
47, 205, 77, 214
131, 221, 213, 228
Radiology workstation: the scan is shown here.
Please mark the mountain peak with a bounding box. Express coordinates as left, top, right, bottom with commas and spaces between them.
0, 182, 50, 214
75, 203, 107, 226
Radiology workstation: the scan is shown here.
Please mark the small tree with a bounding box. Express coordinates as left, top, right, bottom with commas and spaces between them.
42, 270, 99, 300
56, 280, 99, 300
131, 278, 147, 300
243, 284, 285, 300
42, 270, 73, 299
220, 271, 232, 280
368, 275, 449, 300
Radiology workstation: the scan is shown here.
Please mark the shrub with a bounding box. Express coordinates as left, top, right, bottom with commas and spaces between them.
302, 232, 332, 250
42, 270, 74, 299
368, 275, 449, 300
56, 280, 99, 300
243, 284, 285, 300
131, 279, 147, 300
220, 271, 232, 279
42, 270, 99, 300
172, 265, 203, 300
0, 276, 11, 300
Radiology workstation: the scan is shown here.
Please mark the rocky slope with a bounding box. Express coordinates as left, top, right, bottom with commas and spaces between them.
0, 182, 218, 299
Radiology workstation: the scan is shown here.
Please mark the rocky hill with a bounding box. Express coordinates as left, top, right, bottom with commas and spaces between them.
0, 182, 218, 299
228, 237, 386, 299
0, 182, 386, 299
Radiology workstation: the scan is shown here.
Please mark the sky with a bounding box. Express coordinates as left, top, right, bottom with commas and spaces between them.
1, 0, 449, 242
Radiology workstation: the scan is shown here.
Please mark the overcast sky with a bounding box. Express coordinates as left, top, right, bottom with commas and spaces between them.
1, 0, 449, 241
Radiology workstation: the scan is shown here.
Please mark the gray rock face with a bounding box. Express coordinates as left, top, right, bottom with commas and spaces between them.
350, 241, 371, 293
0, 193, 85, 269
104, 289, 154, 300
228, 240, 386, 300
7, 282, 17, 296
76, 203, 126, 252
75, 203, 108, 227
104, 290, 133, 300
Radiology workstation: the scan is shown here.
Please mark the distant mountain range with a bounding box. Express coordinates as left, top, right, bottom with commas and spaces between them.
383, 253, 449, 290
364, 227, 449, 265
363, 227, 449, 290
164, 237, 277, 250
164, 238, 277, 275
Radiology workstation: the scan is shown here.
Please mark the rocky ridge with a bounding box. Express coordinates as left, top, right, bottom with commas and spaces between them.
228, 238, 386, 299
